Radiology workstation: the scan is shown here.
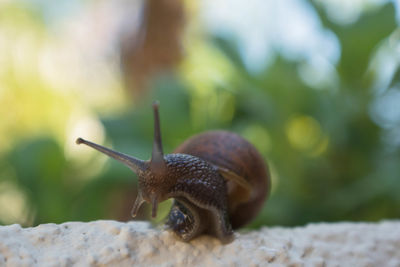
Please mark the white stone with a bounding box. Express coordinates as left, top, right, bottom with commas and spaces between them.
0, 220, 399, 266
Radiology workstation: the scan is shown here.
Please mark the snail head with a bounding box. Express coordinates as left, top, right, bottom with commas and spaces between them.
76, 101, 167, 218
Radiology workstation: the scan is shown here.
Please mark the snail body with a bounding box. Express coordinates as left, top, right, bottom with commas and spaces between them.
76, 102, 270, 243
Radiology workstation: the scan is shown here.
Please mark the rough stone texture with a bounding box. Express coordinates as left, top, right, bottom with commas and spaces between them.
0, 220, 399, 266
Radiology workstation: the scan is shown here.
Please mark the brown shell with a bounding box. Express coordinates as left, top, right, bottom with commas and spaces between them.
173, 130, 270, 229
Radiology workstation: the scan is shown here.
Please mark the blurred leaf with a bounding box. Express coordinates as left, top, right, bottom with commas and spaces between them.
312, 2, 396, 86
7, 137, 71, 224
211, 36, 248, 73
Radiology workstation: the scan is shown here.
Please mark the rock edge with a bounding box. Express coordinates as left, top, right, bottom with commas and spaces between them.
0, 220, 399, 266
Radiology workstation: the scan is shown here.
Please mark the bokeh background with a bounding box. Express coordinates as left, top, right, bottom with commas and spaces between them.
1, 0, 400, 229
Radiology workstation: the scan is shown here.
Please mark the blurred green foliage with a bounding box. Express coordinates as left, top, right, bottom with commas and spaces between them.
0, 0, 399, 228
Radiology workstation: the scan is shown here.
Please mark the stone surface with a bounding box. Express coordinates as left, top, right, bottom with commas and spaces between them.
0, 220, 399, 266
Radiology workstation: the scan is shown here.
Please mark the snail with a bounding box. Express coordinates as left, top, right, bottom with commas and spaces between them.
76, 101, 270, 243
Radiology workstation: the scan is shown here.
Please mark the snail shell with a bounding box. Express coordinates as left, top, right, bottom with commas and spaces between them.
173, 131, 270, 230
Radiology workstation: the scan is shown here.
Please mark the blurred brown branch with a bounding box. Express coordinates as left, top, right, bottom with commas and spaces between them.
120, 0, 185, 100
